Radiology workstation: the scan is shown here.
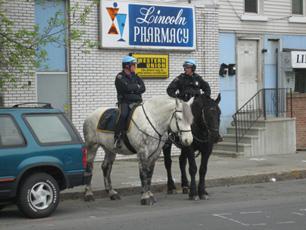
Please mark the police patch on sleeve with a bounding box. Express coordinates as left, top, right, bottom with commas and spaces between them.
174, 77, 179, 82
117, 74, 122, 79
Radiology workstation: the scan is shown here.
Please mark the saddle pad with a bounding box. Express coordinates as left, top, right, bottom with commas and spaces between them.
96, 107, 138, 133
96, 108, 118, 133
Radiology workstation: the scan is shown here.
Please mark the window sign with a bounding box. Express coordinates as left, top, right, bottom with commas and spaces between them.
291, 51, 306, 68
133, 54, 169, 78
100, 1, 196, 50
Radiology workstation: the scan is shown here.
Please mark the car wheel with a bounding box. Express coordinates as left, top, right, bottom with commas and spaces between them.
0, 205, 5, 211
16, 172, 60, 218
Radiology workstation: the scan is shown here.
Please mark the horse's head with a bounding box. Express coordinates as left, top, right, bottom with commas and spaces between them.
169, 98, 194, 146
192, 94, 221, 144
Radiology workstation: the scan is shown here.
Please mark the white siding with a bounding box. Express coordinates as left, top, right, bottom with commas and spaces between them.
219, 0, 306, 35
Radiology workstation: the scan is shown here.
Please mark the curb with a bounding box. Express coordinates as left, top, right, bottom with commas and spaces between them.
60, 169, 306, 202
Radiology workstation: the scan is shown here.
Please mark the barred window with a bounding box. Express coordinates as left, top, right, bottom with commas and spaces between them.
295, 69, 306, 94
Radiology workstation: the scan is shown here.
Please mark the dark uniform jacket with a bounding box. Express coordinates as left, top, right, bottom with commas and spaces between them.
115, 71, 146, 104
167, 73, 211, 102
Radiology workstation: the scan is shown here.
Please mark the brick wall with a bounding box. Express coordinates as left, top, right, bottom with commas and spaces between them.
68, 2, 219, 160
1, 0, 36, 105
287, 94, 306, 150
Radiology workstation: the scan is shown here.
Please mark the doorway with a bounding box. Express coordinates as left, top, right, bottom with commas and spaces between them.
237, 39, 260, 108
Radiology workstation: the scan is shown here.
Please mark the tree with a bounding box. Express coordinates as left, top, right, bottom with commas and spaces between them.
0, 0, 99, 94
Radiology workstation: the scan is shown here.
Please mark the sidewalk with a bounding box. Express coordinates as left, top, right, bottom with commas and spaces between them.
61, 151, 306, 201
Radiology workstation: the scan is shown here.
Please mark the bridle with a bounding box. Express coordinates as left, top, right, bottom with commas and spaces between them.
193, 107, 220, 143
169, 109, 192, 137
131, 103, 192, 158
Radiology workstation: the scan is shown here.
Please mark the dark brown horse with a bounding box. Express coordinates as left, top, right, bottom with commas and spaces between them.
163, 94, 221, 200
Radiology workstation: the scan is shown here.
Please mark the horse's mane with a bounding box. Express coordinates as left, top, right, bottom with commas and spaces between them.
191, 94, 220, 118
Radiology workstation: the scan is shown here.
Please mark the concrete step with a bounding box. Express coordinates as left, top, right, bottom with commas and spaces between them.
212, 149, 244, 158
214, 141, 251, 153
222, 133, 259, 144
227, 126, 266, 136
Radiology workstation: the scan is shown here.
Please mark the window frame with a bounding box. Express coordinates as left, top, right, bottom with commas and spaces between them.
0, 114, 26, 148
245, 0, 258, 14
23, 113, 81, 146
292, 0, 304, 15
294, 69, 306, 94
242, 0, 267, 21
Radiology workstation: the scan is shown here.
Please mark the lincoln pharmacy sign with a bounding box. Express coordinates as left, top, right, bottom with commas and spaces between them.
100, 1, 196, 50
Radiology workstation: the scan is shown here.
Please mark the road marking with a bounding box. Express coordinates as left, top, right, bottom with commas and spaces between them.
292, 212, 304, 216
251, 223, 266, 226
276, 221, 295, 224
240, 211, 262, 214
213, 214, 250, 226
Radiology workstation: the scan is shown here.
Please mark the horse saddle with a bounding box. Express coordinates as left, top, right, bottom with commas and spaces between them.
96, 106, 138, 133
96, 106, 139, 154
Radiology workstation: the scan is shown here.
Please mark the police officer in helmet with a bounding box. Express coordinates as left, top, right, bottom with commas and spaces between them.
167, 59, 211, 102
114, 56, 146, 149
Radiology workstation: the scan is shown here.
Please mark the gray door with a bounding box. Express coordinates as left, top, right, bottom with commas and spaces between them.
37, 73, 70, 115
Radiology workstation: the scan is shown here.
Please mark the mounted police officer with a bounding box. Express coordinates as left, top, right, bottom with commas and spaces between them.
167, 59, 211, 102
114, 56, 146, 149
164, 59, 213, 153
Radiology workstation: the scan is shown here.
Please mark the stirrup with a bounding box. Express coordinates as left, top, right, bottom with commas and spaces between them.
114, 138, 122, 149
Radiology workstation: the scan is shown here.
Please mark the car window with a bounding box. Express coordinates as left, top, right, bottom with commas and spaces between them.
0, 115, 25, 148
24, 114, 79, 145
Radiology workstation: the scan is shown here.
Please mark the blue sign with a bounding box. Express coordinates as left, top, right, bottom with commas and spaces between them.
128, 4, 194, 48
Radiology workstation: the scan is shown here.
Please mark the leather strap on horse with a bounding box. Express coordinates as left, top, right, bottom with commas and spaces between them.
131, 103, 175, 159
131, 103, 190, 159
140, 104, 163, 159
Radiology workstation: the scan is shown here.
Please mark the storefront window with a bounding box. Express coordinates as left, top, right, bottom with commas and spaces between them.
294, 69, 306, 93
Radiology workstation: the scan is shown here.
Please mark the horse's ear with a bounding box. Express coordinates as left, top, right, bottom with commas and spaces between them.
187, 97, 195, 106
216, 93, 221, 104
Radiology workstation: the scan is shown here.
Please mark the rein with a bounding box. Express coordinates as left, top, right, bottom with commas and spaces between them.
131, 103, 191, 159
193, 108, 220, 143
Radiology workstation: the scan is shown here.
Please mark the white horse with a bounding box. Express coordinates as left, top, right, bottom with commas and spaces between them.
83, 96, 194, 205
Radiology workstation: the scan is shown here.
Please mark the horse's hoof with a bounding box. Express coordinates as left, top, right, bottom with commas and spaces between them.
110, 194, 121, 200
150, 196, 157, 203
189, 195, 199, 201
167, 189, 177, 194
182, 187, 189, 194
84, 195, 95, 202
199, 194, 209, 200
141, 198, 154, 205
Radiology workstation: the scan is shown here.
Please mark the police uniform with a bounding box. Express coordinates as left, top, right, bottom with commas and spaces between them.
167, 73, 211, 102
114, 71, 146, 137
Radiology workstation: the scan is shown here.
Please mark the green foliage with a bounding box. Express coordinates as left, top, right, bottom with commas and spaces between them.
0, 0, 100, 91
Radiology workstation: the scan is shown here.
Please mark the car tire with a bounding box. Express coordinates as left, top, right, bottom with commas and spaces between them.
16, 172, 60, 218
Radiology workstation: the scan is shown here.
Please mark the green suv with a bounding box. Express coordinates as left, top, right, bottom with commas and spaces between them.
0, 103, 91, 218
